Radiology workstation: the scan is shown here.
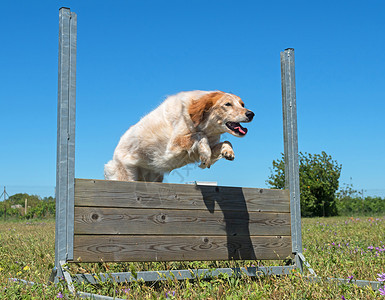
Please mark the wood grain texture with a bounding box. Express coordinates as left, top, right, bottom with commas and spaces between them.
75, 179, 290, 213
74, 207, 291, 236
72, 235, 293, 262
73, 179, 293, 263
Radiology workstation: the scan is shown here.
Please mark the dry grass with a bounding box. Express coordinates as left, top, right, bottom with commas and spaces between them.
0, 216, 384, 299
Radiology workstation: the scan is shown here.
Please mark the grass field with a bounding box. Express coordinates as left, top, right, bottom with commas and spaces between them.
0, 216, 384, 299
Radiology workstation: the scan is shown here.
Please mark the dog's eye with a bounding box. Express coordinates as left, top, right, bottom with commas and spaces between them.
241, 103, 245, 107
225, 102, 232, 107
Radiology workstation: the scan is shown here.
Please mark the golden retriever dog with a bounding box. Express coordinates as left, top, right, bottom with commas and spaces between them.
104, 90, 254, 182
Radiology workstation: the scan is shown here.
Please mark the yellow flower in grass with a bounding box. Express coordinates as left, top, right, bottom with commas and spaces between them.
23, 265, 30, 271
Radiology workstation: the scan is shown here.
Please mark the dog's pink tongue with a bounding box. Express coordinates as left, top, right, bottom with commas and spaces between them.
235, 126, 247, 135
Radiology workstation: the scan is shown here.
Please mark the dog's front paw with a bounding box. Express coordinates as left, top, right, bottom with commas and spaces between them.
221, 142, 234, 161
222, 149, 235, 161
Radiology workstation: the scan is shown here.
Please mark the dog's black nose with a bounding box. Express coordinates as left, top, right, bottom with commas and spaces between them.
246, 110, 255, 121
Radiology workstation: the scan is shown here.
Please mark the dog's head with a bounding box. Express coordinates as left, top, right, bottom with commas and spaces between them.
188, 91, 254, 137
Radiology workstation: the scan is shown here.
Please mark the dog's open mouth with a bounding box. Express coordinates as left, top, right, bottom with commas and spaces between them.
226, 122, 248, 136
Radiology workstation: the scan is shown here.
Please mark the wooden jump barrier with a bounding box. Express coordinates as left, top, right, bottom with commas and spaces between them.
51, 7, 310, 297
74, 179, 293, 262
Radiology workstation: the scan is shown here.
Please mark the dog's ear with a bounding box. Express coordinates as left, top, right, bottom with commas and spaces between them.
189, 92, 223, 126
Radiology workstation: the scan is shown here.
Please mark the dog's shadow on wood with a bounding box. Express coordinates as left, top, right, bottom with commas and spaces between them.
196, 185, 256, 260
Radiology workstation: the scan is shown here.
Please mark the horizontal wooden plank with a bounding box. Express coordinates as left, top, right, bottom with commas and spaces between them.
72, 235, 293, 262
74, 207, 291, 236
75, 179, 290, 213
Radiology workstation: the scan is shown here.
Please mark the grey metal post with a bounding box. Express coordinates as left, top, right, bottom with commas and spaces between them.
54, 7, 77, 282
280, 48, 303, 272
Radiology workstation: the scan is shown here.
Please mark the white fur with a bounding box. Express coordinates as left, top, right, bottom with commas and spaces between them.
104, 90, 253, 182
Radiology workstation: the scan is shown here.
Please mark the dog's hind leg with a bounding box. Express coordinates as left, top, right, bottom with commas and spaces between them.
147, 172, 163, 182
137, 167, 164, 182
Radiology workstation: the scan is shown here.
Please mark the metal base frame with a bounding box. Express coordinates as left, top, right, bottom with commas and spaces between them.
11, 262, 383, 300
54, 255, 383, 300
59, 262, 298, 300
72, 265, 296, 285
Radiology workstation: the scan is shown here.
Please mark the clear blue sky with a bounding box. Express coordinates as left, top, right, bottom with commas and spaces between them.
1, 0, 384, 198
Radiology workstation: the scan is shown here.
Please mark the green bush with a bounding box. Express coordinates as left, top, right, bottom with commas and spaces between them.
25, 200, 56, 219
267, 151, 342, 217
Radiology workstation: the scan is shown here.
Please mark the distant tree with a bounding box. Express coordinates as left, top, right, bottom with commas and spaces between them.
336, 183, 385, 215
7, 193, 41, 207
2, 193, 56, 219
267, 151, 342, 217
25, 200, 56, 219
42, 196, 55, 202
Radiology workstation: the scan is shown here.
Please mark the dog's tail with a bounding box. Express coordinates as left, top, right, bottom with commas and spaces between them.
104, 159, 129, 181
104, 160, 117, 180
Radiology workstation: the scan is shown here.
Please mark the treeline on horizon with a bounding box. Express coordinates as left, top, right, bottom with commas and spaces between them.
0, 189, 384, 221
